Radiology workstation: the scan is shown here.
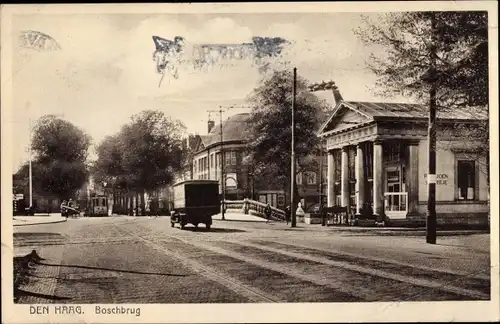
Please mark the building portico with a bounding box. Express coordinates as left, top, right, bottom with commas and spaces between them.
319, 100, 489, 226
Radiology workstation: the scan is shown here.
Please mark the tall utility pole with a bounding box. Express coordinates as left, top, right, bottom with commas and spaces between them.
426, 14, 438, 244
291, 67, 297, 228
219, 108, 225, 221
208, 107, 226, 220
28, 117, 33, 209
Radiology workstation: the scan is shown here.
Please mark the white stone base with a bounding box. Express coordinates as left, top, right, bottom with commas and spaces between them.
304, 213, 322, 225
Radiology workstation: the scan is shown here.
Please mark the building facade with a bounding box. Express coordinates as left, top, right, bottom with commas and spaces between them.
192, 113, 326, 211
318, 100, 489, 226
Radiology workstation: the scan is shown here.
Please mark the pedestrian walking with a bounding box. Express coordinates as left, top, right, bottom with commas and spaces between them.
265, 203, 272, 224
285, 205, 291, 225
61, 200, 67, 218
68, 199, 75, 217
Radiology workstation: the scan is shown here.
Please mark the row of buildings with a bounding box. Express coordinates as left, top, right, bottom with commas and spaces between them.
162, 88, 489, 227
15, 86, 490, 227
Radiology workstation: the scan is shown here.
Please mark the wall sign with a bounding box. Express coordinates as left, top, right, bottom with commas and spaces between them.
424, 173, 449, 185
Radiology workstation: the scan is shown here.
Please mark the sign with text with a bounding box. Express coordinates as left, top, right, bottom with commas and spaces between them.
424, 173, 449, 185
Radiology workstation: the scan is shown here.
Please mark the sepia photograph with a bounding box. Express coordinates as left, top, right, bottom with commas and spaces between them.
1, 2, 498, 323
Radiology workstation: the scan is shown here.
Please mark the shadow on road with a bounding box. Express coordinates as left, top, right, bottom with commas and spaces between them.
15, 288, 72, 302
14, 232, 65, 238
180, 227, 246, 233
36, 262, 188, 277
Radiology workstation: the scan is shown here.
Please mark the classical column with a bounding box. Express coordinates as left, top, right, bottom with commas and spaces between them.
373, 140, 384, 220
407, 140, 420, 215
341, 146, 350, 208
327, 150, 335, 207
355, 143, 365, 215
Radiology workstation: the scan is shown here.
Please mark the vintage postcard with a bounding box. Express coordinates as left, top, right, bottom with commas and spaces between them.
1, 2, 499, 323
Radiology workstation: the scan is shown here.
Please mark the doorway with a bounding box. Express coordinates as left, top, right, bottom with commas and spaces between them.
385, 165, 408, 218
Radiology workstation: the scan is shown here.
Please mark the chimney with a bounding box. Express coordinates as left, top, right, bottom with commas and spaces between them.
331, 85, 344, 106
208, 120, 215, 133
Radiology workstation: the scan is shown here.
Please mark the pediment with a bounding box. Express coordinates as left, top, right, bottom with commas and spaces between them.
320, 103, 373, 135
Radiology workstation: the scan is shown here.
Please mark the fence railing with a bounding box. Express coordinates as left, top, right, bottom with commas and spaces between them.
224, 199, 286, 221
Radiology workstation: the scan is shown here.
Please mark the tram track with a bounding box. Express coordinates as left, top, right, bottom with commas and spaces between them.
114, 223, 281, 303
114, 218, 489, 302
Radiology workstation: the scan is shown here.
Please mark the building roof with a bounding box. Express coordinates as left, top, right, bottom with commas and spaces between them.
343, 101, 488, 120
201, 113, 251, 149
318, 100, 488, 136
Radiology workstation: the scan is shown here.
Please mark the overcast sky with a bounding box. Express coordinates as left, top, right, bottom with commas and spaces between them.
9, 11, 407, 172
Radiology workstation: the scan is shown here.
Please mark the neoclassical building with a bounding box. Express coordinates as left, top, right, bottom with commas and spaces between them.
318, 100, 489, 226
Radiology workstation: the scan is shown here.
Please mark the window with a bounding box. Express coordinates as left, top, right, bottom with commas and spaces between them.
231, 151, 237, 165
457, 160, 476, 200
306, 172, 317, 185
385, 141, 402, 164
333, 149, 342, 183
364, 142, 373, 180
225, 152, 231, 166
348, 146, 356, 180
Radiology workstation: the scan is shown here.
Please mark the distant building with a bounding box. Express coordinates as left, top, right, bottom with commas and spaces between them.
318, 100, 489, 227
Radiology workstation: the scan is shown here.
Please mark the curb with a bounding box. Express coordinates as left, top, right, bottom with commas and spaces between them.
13, 219, 67, 227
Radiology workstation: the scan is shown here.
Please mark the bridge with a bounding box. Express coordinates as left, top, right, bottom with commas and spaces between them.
223, 199, 286, 221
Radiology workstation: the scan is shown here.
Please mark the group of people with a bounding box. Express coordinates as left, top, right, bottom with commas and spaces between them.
60, 199, 78, 218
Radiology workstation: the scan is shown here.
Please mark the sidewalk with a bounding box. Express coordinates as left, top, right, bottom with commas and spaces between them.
214, 212, 488, 235
315, 224, 488, 235
13, 214, 67, 226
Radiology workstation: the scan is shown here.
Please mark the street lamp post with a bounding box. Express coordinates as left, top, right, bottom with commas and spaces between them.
290, 68, 297, 227
219, 109, 226, 221
28, 117, 33, 212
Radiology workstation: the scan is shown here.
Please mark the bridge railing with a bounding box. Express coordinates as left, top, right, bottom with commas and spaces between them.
224, 199, 286, 221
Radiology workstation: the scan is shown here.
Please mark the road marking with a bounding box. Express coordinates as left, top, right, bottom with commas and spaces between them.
116, 226, 281, 303
229, 240, 489, 300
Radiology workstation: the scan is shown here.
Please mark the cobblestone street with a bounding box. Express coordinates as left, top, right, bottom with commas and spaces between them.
13, 216, 491, 304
